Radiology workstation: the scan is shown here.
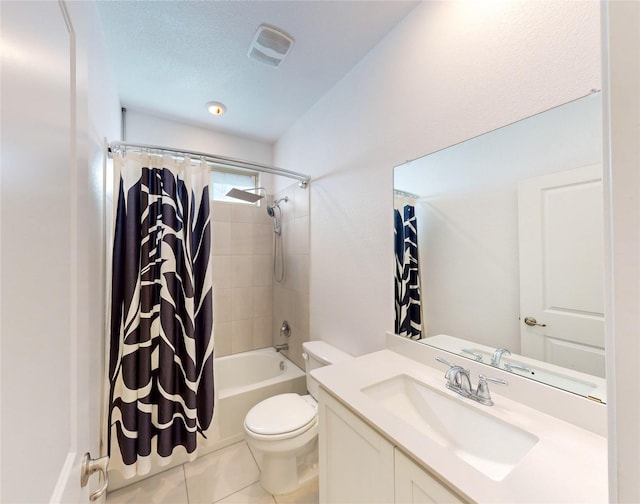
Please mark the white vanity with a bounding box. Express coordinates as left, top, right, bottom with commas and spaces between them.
312, 334, 608, 503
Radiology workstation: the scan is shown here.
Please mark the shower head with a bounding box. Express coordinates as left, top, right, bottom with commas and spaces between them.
266, 196, 289, 217
225, 187, 265, 203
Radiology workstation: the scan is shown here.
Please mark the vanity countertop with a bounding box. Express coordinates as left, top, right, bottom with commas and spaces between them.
312, 349, 608, 503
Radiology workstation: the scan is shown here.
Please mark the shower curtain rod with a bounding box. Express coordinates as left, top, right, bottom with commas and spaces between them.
394, 189, 421, 199
108, 141, 311, 188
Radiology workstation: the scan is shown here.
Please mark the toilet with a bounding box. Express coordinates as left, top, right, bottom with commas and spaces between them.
244, 341, 352, 495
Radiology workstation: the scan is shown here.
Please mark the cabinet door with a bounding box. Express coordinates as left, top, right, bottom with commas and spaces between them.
319, 389, 395, 504
395, 449, 466, 504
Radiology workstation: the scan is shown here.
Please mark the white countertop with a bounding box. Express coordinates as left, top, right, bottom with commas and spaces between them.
312, 349, 608, 503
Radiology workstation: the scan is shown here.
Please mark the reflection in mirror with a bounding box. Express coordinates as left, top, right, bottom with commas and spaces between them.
393, 93, 606, 402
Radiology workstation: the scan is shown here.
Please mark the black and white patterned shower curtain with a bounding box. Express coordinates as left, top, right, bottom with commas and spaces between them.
394, 204, 422, 339
107, 152, 214, 478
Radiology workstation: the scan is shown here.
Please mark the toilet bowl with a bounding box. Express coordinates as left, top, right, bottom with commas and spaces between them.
244, 341, 352, 495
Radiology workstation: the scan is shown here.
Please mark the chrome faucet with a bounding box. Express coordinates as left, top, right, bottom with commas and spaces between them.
490, 347, 511, 367
461, 348, 483, 362
475, 374, 508, 406
436, 357, 508, 406
444, 363, 473, 397
274, 343, 289, 353
503, 362, 532, 374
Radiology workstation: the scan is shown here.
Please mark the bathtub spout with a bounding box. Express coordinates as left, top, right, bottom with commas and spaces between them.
274, 343, 289, 353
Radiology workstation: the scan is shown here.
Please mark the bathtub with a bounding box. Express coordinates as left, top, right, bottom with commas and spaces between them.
108, 347, 306, 491
207, 347, 307, 451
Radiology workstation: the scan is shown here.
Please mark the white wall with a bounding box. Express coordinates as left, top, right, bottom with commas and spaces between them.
124, 110, 273, 170
68, 0, 122, 473
602, 2, 640, 501
275, 0, 601, 357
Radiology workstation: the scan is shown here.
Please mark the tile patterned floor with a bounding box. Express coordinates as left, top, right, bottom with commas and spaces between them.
105, 441, 319, 504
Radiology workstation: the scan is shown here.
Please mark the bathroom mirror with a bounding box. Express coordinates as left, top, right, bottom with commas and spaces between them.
394, 93, 606, 402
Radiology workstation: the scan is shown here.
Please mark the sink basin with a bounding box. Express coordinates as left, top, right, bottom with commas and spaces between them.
362, 374, 539, 481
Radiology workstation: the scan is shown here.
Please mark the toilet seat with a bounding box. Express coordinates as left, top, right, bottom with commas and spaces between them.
244, 393, 317, 440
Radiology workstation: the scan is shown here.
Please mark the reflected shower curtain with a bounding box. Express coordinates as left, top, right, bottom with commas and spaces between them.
107, 151, 214, 478
394, 204, 422, 339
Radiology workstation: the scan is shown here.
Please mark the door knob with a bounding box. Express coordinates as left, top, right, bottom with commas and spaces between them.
80, 452, 109, 501
523, 316, 546, 327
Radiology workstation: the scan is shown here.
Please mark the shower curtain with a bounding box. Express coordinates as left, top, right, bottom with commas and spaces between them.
107, 151, 214, 478
394, 204, 422, 339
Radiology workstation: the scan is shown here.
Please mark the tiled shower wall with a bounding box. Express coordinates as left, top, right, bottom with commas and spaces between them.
211, 184, 310, 368
272, 184, 310, 370
211, 201, 275, 356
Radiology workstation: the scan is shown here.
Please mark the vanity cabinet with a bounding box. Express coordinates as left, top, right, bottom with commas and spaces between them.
318, 388, 466, 504
318, 388, 395, 503
395, 449, 465, 503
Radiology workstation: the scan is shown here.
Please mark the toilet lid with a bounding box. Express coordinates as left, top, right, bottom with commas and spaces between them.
245, 393, 317, 436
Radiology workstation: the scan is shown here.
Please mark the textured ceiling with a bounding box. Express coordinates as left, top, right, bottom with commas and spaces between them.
97, 1, 419, 143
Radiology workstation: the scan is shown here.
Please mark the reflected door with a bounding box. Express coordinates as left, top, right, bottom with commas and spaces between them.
518, 165, 605, 377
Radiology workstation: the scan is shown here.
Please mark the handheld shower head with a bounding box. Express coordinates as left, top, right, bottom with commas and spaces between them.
266, 196, 288, 218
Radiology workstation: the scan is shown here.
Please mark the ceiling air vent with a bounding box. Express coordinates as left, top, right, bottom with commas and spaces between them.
248, 24, 294, 68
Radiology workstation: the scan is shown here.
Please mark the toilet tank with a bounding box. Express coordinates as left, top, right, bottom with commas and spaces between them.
302, 341, 353, 400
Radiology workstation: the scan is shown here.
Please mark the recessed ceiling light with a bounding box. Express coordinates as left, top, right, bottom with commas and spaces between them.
206, 101, 226, 116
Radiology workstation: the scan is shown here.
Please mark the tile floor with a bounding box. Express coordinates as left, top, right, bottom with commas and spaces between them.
105, 441, 319, 504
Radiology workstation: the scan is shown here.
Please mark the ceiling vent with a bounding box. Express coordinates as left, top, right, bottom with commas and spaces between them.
248, 24, 294, 68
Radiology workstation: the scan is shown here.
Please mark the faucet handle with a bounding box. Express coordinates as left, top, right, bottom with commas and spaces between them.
461, 348, 483, 362
435, 357, 470, 374
435, 357, 469, 375
476, 374, 508, 406
503, 362, 532, 374
435, 356, 454, 368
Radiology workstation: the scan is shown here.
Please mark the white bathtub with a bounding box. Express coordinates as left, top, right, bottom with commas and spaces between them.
108, 347, 306, 491
209, 347, 307, 450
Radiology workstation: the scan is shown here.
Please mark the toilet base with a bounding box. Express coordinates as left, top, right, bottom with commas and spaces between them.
258, 444, 318, 495
247, 432, 318, 495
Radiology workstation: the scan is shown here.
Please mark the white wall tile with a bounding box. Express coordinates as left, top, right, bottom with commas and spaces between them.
231, 203, 254, 223
231, 287, 252, 320
252, 286, 273, 318
295, 295, 310, 340
231, 256, 253, 288
213, 255, 232, 289
230, 222, 252, 255
214, 321, 232, 357
298, 255, 310, 294
214, 288, 232, 323
252, 255, 273, 287
212, 221, 231, 255
212, 181, 307, 360
282, 220, 295, 258
253, 203, 272, 224
253, 223, 274, 256
294, 187, 309, 219
211, 201, 232, 222
253, 316, 273, 350
293, 217, 309, 255
232, 319, 253, 353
